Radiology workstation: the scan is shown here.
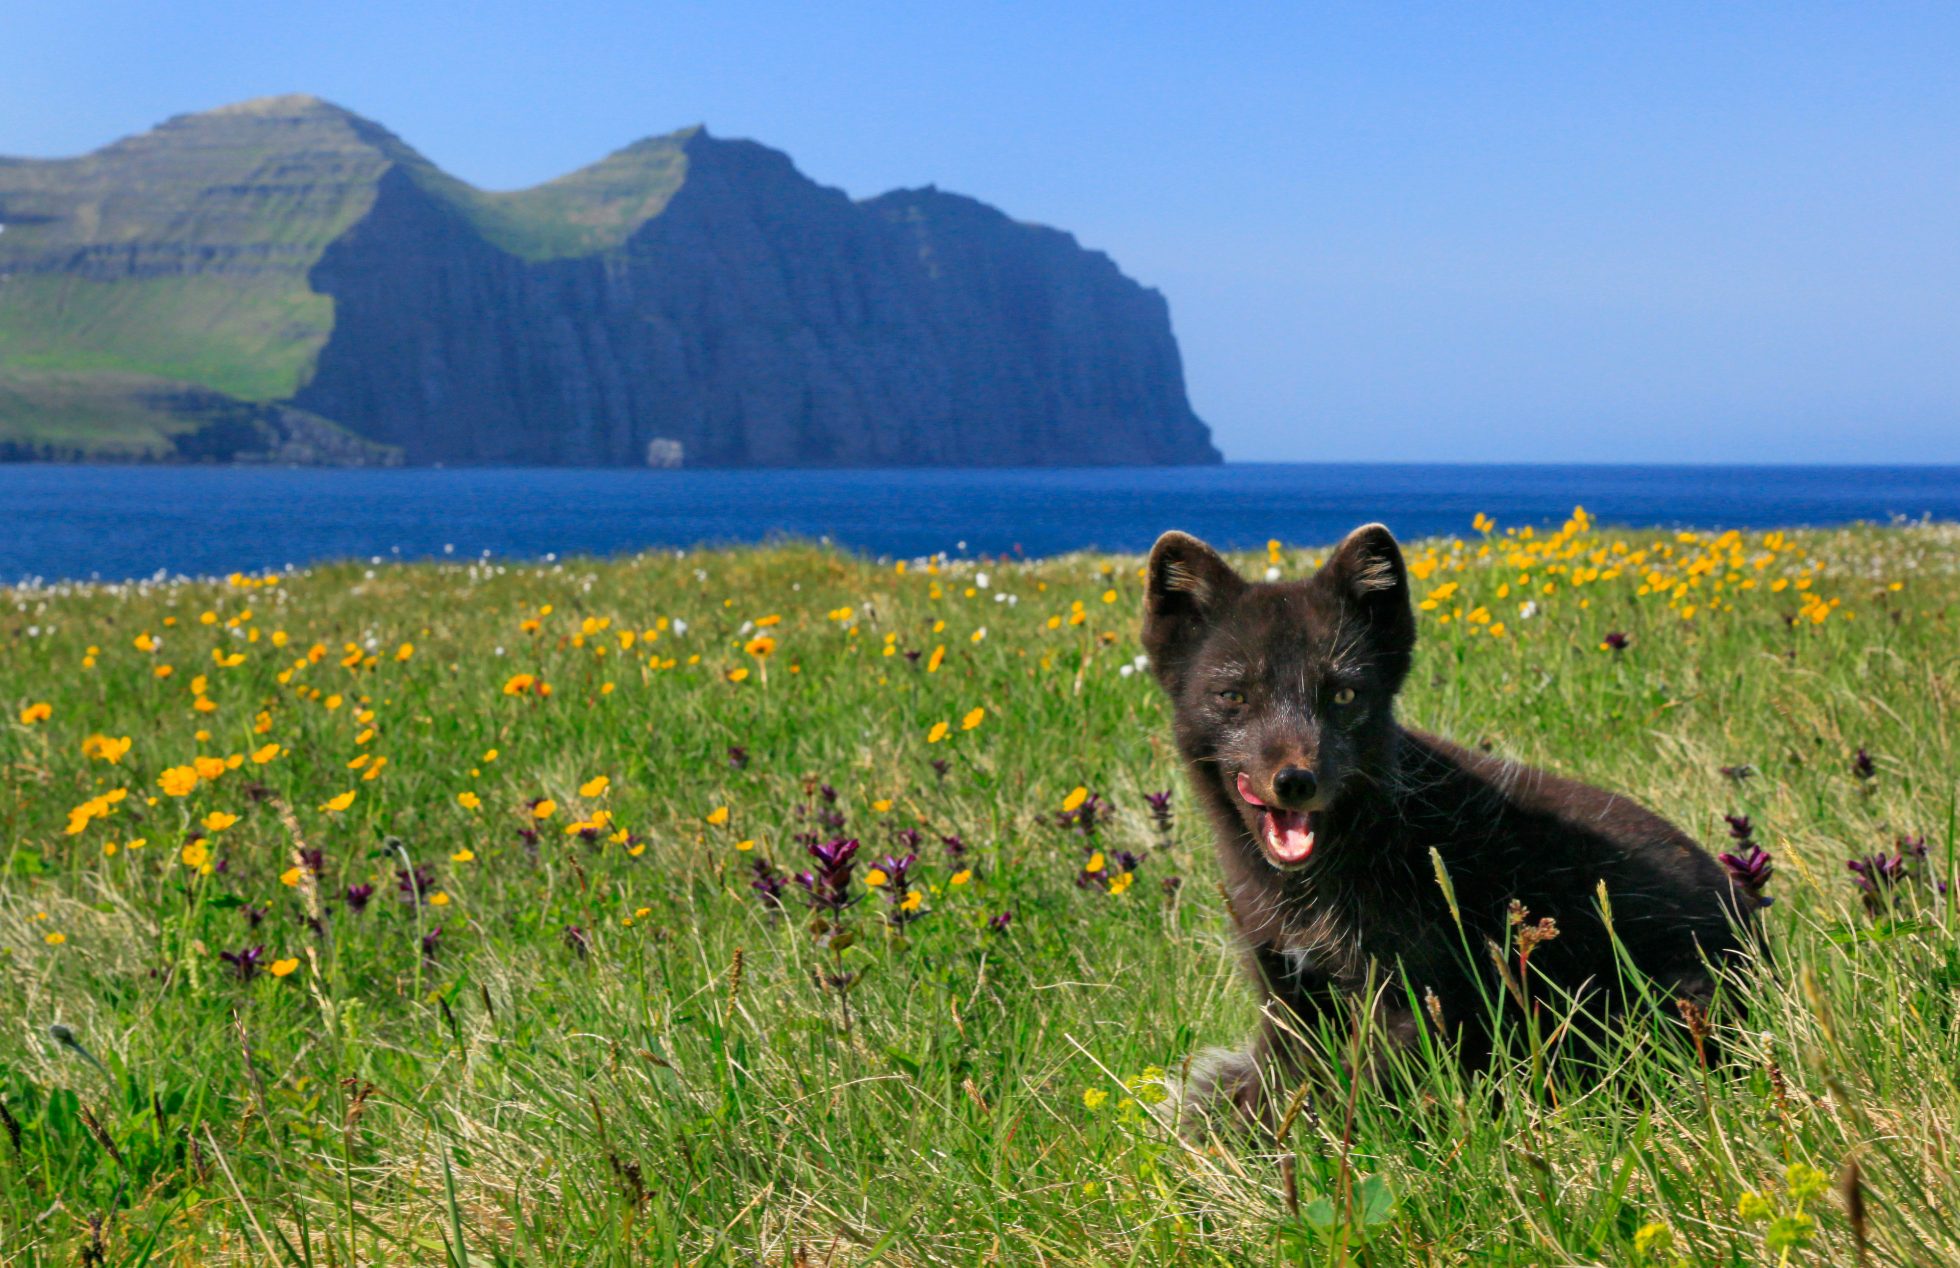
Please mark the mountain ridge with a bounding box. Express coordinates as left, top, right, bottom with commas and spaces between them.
0, 96, 1219, 467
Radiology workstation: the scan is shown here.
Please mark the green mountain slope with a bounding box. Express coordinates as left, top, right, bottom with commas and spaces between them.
0, 96, 694, 405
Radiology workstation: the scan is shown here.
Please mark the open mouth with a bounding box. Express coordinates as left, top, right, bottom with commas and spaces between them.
1234, 771, 1316, 866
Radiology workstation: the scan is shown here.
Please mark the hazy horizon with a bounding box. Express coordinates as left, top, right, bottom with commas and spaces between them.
6, 2, 1958, 465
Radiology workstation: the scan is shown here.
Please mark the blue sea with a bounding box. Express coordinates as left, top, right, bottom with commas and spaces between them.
2, 463, 1955, 583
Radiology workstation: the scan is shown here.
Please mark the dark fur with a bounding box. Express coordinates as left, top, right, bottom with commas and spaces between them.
1142, 524, 1755, 1128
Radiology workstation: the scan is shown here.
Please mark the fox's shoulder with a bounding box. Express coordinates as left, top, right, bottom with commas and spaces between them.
1397, 727, 1700, 851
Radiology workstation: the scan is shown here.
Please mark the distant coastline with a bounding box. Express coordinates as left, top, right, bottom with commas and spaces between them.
3, 462, 1953, 584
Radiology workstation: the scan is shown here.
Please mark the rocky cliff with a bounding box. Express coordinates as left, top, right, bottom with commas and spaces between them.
0, 96, 1219, 466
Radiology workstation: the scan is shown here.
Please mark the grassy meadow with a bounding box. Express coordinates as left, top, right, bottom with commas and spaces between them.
3, 512, 1958, 1265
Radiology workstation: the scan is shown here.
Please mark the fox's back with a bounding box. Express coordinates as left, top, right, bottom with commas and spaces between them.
1389, 728, 1750, 985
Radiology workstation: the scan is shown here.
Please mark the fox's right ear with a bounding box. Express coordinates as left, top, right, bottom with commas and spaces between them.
1142, 531, 1243, 690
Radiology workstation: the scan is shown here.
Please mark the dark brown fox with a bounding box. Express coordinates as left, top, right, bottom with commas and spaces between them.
1142, 523, 1755, 1126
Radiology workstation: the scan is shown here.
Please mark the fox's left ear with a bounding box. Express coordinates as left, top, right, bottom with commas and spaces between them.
1323, 523, 1416, 681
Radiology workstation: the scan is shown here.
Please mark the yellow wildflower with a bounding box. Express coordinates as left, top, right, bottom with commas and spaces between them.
81, 734, 132, 764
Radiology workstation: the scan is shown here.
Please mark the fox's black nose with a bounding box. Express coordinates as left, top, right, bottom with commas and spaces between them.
1272, 766, 1318, 807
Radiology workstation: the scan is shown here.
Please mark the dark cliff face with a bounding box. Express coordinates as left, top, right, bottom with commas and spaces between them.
296, 131, 1218, 467
4, 98, 1219, 467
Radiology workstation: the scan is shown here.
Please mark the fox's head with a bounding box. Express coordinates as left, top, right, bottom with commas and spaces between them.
1141, 524, 1415, 872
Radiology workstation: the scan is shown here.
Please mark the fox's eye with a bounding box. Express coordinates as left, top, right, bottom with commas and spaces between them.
1332, 687, 1357, 706
1218, 689, 1246, 706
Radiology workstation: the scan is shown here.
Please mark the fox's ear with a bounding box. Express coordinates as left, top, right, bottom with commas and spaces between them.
1322, 523, 1416, 680
1142, 531, 1244, 690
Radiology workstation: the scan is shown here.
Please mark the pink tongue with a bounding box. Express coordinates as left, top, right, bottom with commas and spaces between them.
1260, 809, 1316, 864
1234, 772, 1268, 807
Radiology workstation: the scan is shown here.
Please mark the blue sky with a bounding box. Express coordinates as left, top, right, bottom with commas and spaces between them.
5, 2, 1958, 463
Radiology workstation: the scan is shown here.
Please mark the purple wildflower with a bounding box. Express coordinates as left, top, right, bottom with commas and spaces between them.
420, 925, 445, 961
1848, 851, 1910, 899
1144, 790, 1174, 834
344, 883, 375, 914
796, 837, 860, 913
1718, 844, 1775, 908
563, 925, 590, 959
727, 745, 750, 770
872, 852, 923, 926
987, 911, 1014, 933
930, 758, 951, 781
1853, 748, 1877, 780
220, 945, 267, 981
1849, 833, 1947, 911
750, 858, 789, 911
1602, 631, 1630, 652
396, 865, 437, 905
241, 902, 268, 929
940, 833, 967, 860
1724, 814, 1754, 842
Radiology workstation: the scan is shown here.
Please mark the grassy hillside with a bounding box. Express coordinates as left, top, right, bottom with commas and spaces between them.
0, 369, 209, 457
0, 96, 696, 413
2, 513, 1956, 1263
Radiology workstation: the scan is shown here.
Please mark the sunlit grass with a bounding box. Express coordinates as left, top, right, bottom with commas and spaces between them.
2, 514, 1957, 1264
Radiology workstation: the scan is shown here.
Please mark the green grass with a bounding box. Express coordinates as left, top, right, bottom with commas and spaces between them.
0, 275, 336, 404
0, 368, 209, 456
2, 518, 1957, 1264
